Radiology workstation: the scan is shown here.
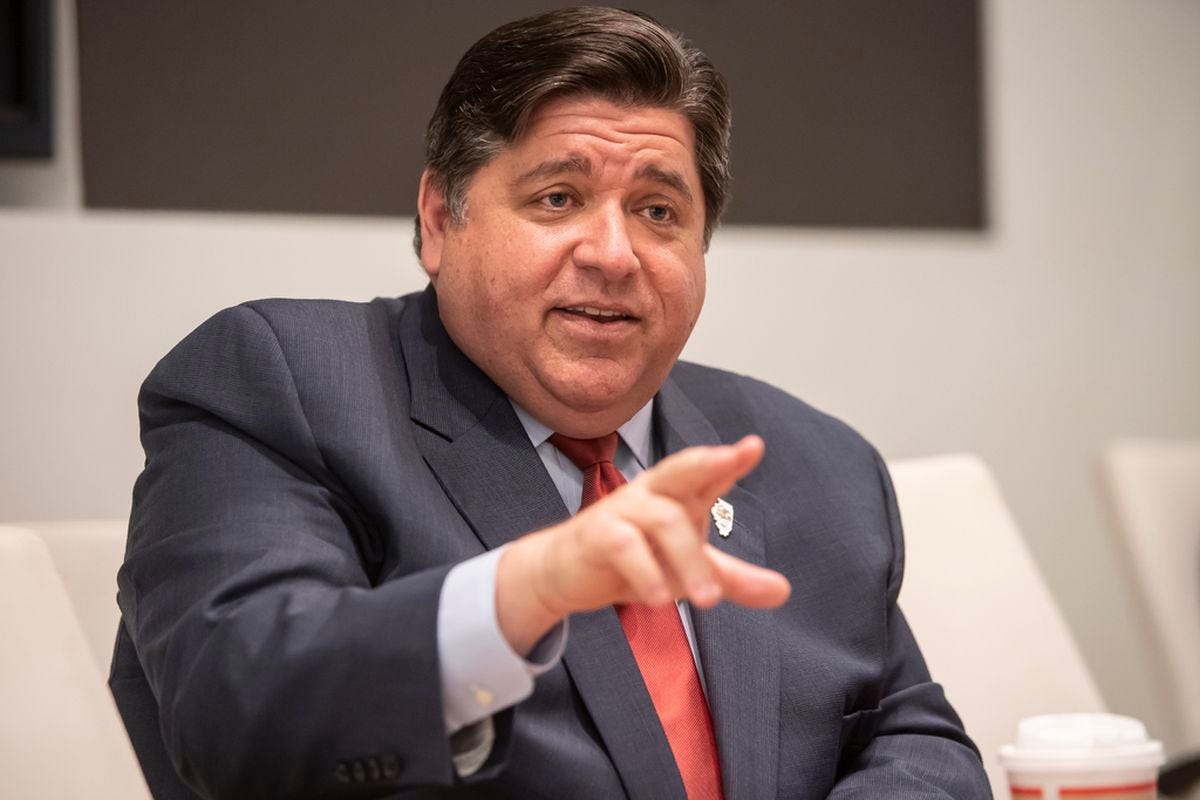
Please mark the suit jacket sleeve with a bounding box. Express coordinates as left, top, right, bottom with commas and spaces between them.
826, 453, 992, 799
119, 304, 502, 798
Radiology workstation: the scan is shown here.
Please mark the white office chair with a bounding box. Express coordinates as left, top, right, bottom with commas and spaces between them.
0, 525, 151, 798
889, 454, 1106, 799
19, 515, 129, 671
21, 518, 129, 673
1102, 440, 1200, 796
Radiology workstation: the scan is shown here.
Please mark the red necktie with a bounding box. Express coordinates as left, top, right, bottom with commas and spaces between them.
549, 433, 724, 800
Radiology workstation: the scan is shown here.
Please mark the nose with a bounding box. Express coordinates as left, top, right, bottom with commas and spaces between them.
572, 203, 640, 280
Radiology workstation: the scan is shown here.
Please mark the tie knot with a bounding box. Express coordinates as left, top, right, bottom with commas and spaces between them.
549, 432, 619, 471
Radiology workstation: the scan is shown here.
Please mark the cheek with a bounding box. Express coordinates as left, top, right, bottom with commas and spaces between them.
688, 264, 707, 313
446, 225, 517, 297
464, 231, 561, 330
655, 257, 707, 321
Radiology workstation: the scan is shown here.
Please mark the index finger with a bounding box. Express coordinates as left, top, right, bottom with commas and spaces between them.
639, 435, 764, 509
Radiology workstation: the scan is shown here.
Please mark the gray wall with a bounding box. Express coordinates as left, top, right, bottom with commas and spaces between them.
2, 0, 1198, 754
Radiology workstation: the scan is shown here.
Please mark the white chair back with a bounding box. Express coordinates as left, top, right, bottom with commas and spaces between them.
22, 518, 129, 673
890, 454, 1105, 799
1102, 440, 1200, 748
0, 525, 150, 798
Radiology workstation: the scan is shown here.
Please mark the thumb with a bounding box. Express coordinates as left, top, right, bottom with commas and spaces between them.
705, 545, 791, 609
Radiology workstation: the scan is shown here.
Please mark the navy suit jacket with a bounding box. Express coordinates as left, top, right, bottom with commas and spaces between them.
111, 287, 990, 799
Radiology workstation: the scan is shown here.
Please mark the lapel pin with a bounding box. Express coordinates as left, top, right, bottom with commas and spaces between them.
711, 498, 734, 538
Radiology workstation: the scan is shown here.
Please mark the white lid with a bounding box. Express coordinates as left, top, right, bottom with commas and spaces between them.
998, 714, 1165, 773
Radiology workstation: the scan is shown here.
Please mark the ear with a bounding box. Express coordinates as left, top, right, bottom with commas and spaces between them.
417, 170, 456, 282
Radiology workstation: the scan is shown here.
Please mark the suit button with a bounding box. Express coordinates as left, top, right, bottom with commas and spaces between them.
381, 753, 400, 779
471, 683, 494, 706
334, 762, 351, 783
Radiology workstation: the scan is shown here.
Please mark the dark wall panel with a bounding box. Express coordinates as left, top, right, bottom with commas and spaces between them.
0, 0, 53, 158
77, 1, 984, 228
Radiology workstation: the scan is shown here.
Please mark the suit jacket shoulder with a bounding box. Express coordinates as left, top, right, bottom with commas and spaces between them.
667, 360, 889, 532
670, 359, 876, 456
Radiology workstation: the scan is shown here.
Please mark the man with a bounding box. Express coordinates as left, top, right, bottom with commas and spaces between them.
112, 8, 991, 799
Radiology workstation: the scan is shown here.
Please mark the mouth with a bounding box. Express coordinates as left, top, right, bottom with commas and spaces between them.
557, 305, 638, 324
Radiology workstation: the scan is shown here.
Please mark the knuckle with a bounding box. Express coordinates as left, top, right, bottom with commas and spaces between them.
603, 521, 642, 553
639, 505, 671, 531
645, 497, 689, 530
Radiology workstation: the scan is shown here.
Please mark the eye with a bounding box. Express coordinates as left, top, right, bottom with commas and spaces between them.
540, 191, 573, 210
642, 204, 674, 223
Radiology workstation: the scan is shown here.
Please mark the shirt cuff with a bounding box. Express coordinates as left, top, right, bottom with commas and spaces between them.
437, 545, 567, 735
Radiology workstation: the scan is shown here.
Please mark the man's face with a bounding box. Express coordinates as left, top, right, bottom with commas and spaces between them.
419, 96, 708, 437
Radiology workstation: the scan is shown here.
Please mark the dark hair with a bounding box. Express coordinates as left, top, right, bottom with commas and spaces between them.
415, 6, 731, 255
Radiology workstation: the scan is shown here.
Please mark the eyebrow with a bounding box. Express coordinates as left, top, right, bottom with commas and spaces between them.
517, 156, 593, 183
635, 164, 695, 205
515, 156, 696, 206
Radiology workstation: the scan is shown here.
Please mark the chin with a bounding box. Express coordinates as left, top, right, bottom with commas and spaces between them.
544, 367, 647, 411
553, 382, 635, 413
524, 374, 655, 438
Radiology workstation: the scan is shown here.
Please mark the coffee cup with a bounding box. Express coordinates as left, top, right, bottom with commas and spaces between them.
998, 713, 1165, 799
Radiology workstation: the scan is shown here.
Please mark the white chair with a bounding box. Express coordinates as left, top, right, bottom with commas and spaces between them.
1101, 440, 1200, 748
20, 518, 129, 673
1102, 440, 1200, 797
0, 525, 151, 798
889, 454, 1106, 799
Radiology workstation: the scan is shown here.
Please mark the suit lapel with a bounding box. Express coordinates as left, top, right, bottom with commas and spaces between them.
403, 287, 569, 549
400, 289, 684, 799
562, 609, 687, 800
656, 376, 782, 800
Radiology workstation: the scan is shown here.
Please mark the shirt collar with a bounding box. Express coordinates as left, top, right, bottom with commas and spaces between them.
510, 398, 655, 470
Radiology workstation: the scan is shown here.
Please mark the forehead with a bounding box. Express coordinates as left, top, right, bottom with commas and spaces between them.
500, 96, 699, 181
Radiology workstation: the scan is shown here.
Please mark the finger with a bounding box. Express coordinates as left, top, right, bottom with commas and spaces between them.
705, 545, 791, 609
641, 435, 764, 507
633, 493, 719, 608
603, 519, 674, 607
692, 435, 764, 502
664, 435, 764, 531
